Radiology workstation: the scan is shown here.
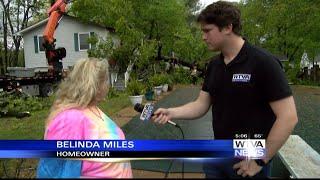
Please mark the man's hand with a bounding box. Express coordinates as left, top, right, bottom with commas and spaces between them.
233, 159, 263, 177
151, 108, 172, 124
150, 91, 212, 124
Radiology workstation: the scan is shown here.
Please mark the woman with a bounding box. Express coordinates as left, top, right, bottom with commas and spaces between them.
37, 58, 132, 178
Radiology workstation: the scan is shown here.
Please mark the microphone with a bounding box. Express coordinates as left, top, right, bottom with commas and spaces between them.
134, 103, 177, 127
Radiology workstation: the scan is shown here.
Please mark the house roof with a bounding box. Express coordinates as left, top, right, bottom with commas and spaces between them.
15, 14, 115, 36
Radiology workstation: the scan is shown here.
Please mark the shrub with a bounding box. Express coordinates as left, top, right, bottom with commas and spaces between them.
286, 67, 300, 84
160, 74, 171, 85
145, 80, 153, 92
107, 87, 119, 99
126, 79, 145, 96
0, 91, 52, 115
171, 67, 192, 84
149, 74, 163, 87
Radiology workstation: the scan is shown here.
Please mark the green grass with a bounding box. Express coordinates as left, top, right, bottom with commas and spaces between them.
0, 110, 48, 140
0, 93, 131, 140
101, 93, 131, 117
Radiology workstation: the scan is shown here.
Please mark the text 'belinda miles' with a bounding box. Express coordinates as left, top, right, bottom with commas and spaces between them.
56, 140, 135, 149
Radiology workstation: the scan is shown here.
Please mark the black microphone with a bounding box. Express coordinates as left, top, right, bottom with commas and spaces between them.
134, 103, 177, 126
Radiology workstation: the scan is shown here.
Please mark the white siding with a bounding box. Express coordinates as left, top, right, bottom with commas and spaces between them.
23, 16, 117, 69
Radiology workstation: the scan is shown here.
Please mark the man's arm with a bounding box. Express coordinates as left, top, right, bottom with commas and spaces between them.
264, 95, 298, 163
233, 96, 298, 177
152, 90, 212, 124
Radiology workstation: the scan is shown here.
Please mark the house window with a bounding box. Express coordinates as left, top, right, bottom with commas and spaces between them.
38, 36, 45, 52
78, 32, 91, 51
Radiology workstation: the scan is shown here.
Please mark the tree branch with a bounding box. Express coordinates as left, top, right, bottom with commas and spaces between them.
15, 159, 25, 178
2, 160, 9, 178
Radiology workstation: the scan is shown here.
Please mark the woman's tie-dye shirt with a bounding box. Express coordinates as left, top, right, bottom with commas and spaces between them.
37, 108, 132, 178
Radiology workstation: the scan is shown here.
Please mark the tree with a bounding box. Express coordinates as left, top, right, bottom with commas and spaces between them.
0, 41, 4, 75
184, 0, 202, 27
239, 0, 320, 66
1, 4, 9, 74
71, 0, 210, 75
0, 0, 47, 73
173, 26, 212, 66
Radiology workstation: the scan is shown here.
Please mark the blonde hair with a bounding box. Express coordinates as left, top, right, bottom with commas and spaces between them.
46, 58, 109, 127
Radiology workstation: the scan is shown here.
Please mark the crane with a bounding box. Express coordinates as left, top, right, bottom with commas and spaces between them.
42, 0, 71, 80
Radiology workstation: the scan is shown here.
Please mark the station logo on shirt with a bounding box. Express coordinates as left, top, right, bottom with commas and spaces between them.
232, 74, 251, 82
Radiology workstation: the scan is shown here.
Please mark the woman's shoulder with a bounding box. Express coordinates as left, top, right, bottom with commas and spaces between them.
53, 109, 88, 123
45, 108, 90, 140
58, 108, 85, 115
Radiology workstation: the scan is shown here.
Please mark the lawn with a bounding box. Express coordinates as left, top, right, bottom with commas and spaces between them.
0, 93, 131, 140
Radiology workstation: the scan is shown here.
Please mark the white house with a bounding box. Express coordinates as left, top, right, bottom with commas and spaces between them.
300, 51, 320, 69
16, 15, 118, 70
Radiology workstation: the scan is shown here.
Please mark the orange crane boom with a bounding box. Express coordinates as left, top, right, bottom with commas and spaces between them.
43, 0, 67, 45
42, 0, 69, 80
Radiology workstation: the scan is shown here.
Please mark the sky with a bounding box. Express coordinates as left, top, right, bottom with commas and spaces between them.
199, 0, 241, 8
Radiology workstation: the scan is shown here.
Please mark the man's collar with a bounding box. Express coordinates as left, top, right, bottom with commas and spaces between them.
217, 39, 249, 66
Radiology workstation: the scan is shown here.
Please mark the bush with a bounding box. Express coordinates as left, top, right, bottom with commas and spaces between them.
126, 79, 145, 96
171, 67, 192, 84
158, 62, 167, 73
160, 73, 172, 85
286, 67, 300, 84
0, 91, 52, 115
145, 80, 153, 92
284, 67, 320, 86
296, 79, 320, 86
148, 73, 173, 86
195, 76, 204, 85
149, 74, 163, 87
107, 87, 119, 99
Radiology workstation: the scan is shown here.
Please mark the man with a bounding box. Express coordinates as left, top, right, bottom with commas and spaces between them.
152, 1, 298, 178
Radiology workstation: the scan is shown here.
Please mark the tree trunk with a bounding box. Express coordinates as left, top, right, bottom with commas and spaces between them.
313, 59, 316, 82
0, 11, 4, 74
148, 20, 154, 40
157, 42, 162, 60
1, 0, 41, 69
0, 56, 3, 75
2, 8, 8, 73
11, 37, 21, 67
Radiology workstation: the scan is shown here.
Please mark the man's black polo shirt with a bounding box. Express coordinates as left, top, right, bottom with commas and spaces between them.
202, 41, 292, 139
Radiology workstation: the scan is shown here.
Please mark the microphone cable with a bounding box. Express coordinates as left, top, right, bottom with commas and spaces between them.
164, 123, 185, 179
132, 103, 185, 178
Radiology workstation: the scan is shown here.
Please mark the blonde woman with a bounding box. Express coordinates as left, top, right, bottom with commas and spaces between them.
37, 58, 132, 178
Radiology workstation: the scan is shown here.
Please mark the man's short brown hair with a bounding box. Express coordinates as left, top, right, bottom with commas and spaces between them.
197, 1, 242, 35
